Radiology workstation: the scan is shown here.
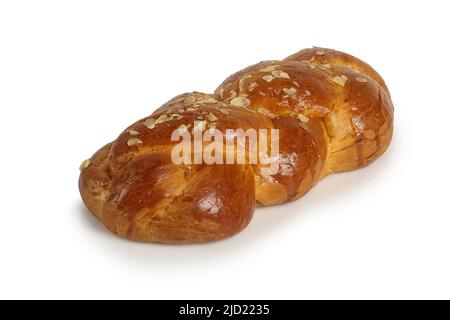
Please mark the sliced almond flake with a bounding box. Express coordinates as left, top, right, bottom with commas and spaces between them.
177, 108, 185, 113
259, 64, 280, 72
297, 114, 310, 123
219, 88, 224, 98
305, 56, 315, 63
155, 114, 172, 124
207, 113, 219, 122
144, 118, 156, 129
186, 107, 196, 112
197, 96, 217, 104
257, 107, 277, 118
316, 50, 326, 56
244, 107, 257, 114
262, 75, 274, 83
219, 108, 230, 115
229, 90, 237, 99
304, 90, 311, 97
293, 81, 300, 87
307, 63, 316, 69
197, 116, 204, 120
239, 75, 252, 92
129, 130, 140, 136
239, 79, 245, 92
282, 87, 297, 96
177, 124, 188, 134
127, 138, 143, 147
192, 104, 201, 108
356, 77, 368, 83
79, 159, 91, 171
321, 64, 332, 68
271, 70, 290, 79
258, 91, 267, 96
183, 96, 196, 105
175, 115, 184, 120
248, 82, 258, 91
298, 100, 306, 107
331, 75, 348, 87
230, 96, 251, 107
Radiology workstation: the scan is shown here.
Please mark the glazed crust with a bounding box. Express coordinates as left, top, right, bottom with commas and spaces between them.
79, 47, 394, 243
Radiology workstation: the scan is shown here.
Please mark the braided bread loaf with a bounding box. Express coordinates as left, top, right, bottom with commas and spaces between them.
79, 47, 394, 244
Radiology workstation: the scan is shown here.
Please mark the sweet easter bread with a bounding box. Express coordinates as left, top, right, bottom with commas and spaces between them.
79, 47, 393, 244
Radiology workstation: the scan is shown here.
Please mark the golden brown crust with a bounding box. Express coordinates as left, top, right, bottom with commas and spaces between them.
79, 47, 394, 243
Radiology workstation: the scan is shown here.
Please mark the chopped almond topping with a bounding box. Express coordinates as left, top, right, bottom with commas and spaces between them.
207, 113, 219, 122
155, 114, 172, 124
297, 114, 309, 123
356, 77, 368, 83
230, 96, 251, 107
127, 138, 143, 147
248, 82, 258, 91
282, 87, 297, 96
129, 130, 140, 136
262, 75, 274, 83
271, 70, 290, 79
219, 108, 230, 115
316, 50, 326, 56
257, 107, 276, 118
197, 96, 217, 104
144, 118, 156, 129
331, 75, 348, 87
238, 79, 244, 92
304, 90, 311, 96
239, 75, 252, 92
259, 65, 280, 72
183, 96, 196, 105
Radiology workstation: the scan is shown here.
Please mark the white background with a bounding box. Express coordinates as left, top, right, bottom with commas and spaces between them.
0, 0, 449, 300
